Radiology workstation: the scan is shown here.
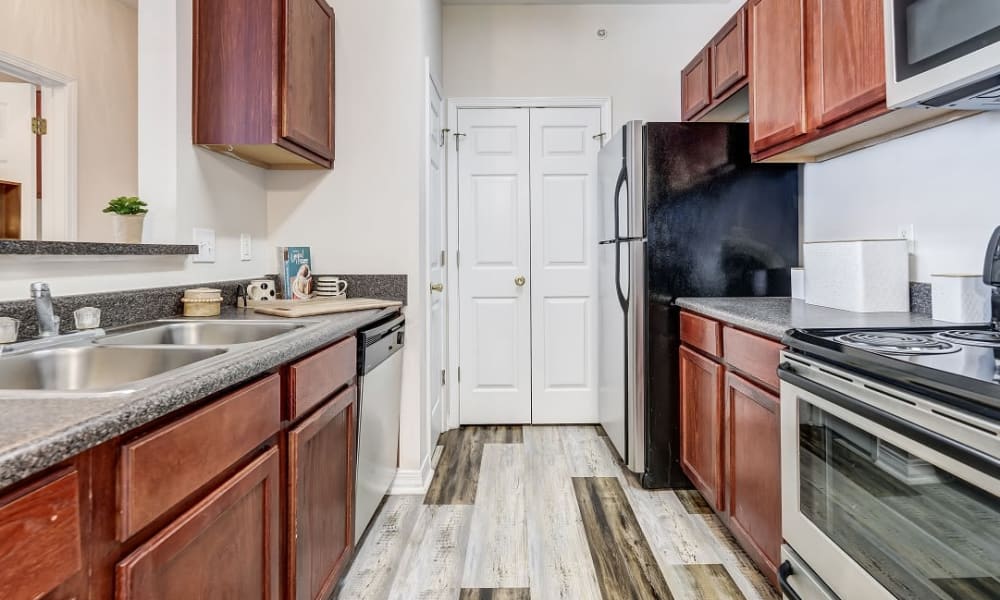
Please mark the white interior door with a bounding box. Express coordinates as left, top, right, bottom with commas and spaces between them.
426, 72, 446, 446
0, 83, 37, 240
529, 107, 602, 423
457, 108, 532, 424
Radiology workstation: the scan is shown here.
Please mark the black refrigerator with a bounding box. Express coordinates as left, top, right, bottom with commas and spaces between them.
598, 121, 799, 489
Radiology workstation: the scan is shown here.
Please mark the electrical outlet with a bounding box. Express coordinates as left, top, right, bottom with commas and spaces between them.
192, 228, 216, 263
898, 224, 915, 253
240, 233, 252, 261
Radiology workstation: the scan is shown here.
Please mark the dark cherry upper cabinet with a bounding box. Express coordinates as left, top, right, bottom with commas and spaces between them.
193, 0, 335, 169
679, 345, 726, 512
681, 48, 712, 121
116, 448, 282, 600
711, 7, 748, 99
808, 0, 886, 128
287, 385, 356, 600
749, 0, 808, 153
725, 372, 781, 585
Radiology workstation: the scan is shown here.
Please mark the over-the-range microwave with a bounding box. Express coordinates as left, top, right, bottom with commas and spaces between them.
885, 0, 1000, 110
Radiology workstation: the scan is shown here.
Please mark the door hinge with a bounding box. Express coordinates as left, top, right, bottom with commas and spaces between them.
440, 249, 446, 267
453, 131, 467, 151
457, 367, 461, 383
592, 131, 608, 141
440, 128, 450, 148
441, 369, 446, 386
455, 250, 460, 268
31, 117, 47, 136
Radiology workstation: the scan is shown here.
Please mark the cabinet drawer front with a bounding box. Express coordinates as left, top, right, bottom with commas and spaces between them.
287, 336, 357, 419
116, 448, 281, 600
723, 327, 783, 390
118, 374, 281, 540
288, 385, 357, 600
680, 311, 722, 358
0, 469, 82, 600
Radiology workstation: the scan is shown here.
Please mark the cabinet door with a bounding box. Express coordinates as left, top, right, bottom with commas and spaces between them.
809, 0, 885, 127
0, 469, 83, 600
726, 372, 780, 580
749, 0, 808, 152
679, 346, 725, 511
116, 448, 281, 600
681, 48, 712, 121
287, 385, 356, 600
281, 0, 335, 160
710, 7, 748, 99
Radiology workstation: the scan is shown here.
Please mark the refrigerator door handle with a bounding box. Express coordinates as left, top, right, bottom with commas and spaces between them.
615, 240, 628, 311
613, 163, 627, 241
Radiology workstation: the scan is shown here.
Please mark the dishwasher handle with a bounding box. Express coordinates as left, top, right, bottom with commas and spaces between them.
359, 317, 405, 375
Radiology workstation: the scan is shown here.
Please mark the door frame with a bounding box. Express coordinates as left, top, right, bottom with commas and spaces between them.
444, 97, 612, 430
0, 50, 78, 241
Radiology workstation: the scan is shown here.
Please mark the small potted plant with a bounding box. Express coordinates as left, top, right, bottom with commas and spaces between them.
103, 196, 148, 243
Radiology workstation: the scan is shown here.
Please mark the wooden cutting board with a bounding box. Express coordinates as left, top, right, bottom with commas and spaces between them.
250, 297, 402, 318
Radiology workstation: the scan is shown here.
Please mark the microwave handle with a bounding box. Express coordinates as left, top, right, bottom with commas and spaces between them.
778, 363, 1000, 479
778, 561, 805, 600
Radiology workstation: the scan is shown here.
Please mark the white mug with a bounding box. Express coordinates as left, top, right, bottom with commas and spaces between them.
316, 277, 348, 296
247, 279, 278, 302
0, 317, 19, 344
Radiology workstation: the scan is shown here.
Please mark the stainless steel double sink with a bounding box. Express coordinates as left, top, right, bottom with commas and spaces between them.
0, 320, 305, 392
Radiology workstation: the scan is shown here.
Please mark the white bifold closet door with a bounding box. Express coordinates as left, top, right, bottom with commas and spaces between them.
457, 106, 601, 425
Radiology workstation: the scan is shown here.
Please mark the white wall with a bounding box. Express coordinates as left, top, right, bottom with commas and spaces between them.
0, 0, 271, 301
803, 112, 1000, 282
267, 0, 442, 481
442, 1, 743, 126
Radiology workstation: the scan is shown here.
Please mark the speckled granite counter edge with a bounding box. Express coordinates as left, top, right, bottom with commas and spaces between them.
0, 307, 399, 490
0, 240, 198, 255
675, 299, 791, 340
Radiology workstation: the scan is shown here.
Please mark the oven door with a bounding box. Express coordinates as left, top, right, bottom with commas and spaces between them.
886, 0, 1000, 107
779, 359, 1000, 600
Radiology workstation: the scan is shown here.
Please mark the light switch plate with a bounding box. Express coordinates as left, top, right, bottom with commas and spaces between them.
240, 233, 252, 261
192, 228, 216, 263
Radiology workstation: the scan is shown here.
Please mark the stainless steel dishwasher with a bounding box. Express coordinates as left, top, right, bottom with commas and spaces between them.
354, 314, 404, 543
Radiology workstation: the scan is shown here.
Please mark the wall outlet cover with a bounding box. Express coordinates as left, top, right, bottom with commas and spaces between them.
192, 228, 216, 263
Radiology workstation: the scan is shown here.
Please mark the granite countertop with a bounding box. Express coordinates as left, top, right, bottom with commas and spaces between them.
0, 306, 400, 490
674, 297, 946, 340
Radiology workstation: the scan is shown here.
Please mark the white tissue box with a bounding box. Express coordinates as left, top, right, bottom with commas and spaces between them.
803, 239, 909, 313
931, 274, 992, 323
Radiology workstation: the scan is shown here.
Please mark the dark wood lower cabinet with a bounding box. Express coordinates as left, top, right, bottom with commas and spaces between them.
679, 345, 726, 512
115, 448, 282, 600
725, 372, 781, 583
287, 385, 357, 600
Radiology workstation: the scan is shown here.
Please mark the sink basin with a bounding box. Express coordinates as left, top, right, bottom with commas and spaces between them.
98, 321, 303, 346
0, 346, 226, 391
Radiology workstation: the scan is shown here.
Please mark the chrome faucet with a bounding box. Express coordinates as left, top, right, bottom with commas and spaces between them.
30, 282, 59, 337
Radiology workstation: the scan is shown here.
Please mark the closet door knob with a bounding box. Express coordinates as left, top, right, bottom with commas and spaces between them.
514, 276, 526, 287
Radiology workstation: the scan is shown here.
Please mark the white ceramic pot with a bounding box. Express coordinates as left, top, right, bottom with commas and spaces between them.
112, 213, 146, 244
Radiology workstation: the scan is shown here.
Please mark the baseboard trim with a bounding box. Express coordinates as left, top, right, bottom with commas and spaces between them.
388, 454, 433, 495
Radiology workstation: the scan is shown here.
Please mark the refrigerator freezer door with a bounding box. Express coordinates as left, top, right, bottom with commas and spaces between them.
598, 126, 626, 243
598, 239, 626, 460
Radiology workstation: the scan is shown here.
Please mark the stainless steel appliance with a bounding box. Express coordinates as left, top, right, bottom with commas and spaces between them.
885, 0, 1000, 109
597, 121, 800, 487
354, 314, 404, 543
776, 226, 1000, 599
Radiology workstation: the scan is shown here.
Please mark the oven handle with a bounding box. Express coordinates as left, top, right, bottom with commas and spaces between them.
779, 362, 1000, 480
778, 561, 804, 600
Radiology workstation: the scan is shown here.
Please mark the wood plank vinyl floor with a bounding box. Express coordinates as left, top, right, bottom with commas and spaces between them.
337, 426, 777, 600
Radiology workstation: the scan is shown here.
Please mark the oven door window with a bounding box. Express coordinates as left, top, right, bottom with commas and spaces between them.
894, 0, 1000, 81
798, 399, 1000, 599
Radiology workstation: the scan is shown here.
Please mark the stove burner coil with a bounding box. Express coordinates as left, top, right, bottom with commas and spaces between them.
936, 330, 1000, 348
832, 331, 960, 355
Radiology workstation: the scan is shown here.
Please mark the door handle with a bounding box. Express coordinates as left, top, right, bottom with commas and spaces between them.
430, 283, 444, 293
514, 276, 526, 287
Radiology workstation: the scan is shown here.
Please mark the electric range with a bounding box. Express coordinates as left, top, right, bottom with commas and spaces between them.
775, 226, 1000, 600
